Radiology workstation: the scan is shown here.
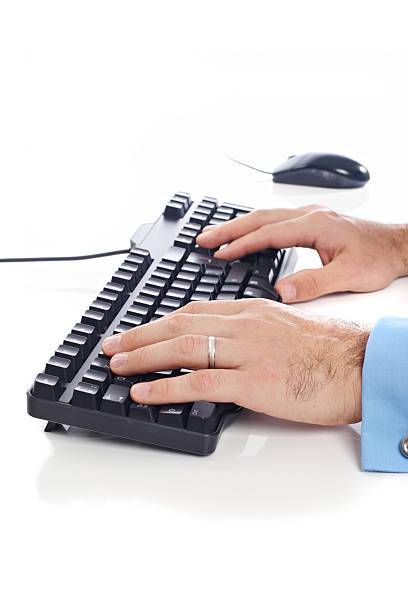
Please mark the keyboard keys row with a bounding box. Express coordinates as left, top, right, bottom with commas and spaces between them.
69, 373, 228, 433
164, 192, 192, 219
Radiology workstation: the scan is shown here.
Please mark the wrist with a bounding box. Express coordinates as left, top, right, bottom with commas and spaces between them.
387, 224, 408, 278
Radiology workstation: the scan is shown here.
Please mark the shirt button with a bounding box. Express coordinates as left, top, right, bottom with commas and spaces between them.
400, 436, 408, 458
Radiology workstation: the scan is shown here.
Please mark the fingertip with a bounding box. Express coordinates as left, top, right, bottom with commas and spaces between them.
102, 334, 122, 355
131, 382, 151, 402
276, 281, 297, 303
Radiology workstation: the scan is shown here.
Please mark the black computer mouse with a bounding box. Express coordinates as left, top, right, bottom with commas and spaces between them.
272, 152, 370, 188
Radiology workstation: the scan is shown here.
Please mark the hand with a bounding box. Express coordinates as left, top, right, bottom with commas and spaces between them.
102, 299, 370, 426
196, 205, 408, 302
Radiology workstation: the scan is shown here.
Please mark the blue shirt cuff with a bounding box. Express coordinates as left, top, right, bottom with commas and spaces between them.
361, 316, 408, 472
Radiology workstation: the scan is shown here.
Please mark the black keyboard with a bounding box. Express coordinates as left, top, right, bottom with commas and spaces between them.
27, 193, 296, 455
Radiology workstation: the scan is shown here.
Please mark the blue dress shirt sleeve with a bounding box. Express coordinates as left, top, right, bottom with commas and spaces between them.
361, 316, 408, 472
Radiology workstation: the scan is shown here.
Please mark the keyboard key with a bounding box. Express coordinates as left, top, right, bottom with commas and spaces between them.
151, 268, 172, 287
165, 288, 188, 303
130, 246, 152, 263
113, 324, 133, 334
223, 202, 253, 213
119, 261, 140, 275
171, 280, 192, 297
112, 269, 135, 291
45, 355, 75, 383
186, 401, 220, 433
215, 293, 237, 300
121, 314, 143, 327
176, 271, 196, 284
183, 221, 202, 232
205, 264, 227, 280
89, 299, 114, 319
127, 303, 150, 323
187, 252, 230, 273
164, 200, 184, 219
220, 283, 240, 295
162, 245, 187, 268
90, 357, 112, 380
128, 402, 159, 422
154, 306, 174, 318
195, 283, 216, 298
143, 370, 173, 381
64, 333, 90, 360
140, 286, 161, 306
83, 369, 110, 393
217, 206, 235, 216
181, 263, 201, 275
146, 276, 167, 293
179, 228, 199, 239
104, 282, 127, 304
71, 382, 102, 410
195, 205, 212, 219
157, 403, 191, 428
157, 260, 177, 277
133, 294, 156, 315
224, 263, 250, 286
72, 323, 97, 348
189, 212, 207, 226
97, 290, 121, 313
100, 384, 131, 416
190, 292, 211, 301
112, 375, 139, 387
243, 287, 281, 301
81, 308, 106, 333
174, 191, 192, 208
55, 344, 81, 370
200, 274, 221, 290
201, 196, 217, 208
212, 212, 231, 222
160, 296, 182, 310
32, 373, 63, 401
174, 234, 195, 249
125, 254, 145, 269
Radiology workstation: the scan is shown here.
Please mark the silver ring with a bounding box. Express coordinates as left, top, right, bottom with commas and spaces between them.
208, 336, 216, 369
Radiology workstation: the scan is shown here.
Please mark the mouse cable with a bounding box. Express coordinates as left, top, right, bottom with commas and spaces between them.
226, 155, 272, 175
0, 248, 130, 263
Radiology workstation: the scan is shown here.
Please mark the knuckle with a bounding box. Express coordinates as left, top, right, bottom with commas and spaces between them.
134, 344, 149, 366
156, 376, 170, 398
166, 313, 188, 335
183, 301, 202, 315
189, 370, 220, 394
302, 272, 321, 297
178, 333, 200, 357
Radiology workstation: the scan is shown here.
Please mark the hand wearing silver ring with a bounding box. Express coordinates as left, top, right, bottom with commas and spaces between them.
102, 297, 370, 426
208, 336, 216, 369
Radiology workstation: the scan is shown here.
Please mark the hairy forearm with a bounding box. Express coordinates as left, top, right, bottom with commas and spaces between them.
387, 224, 408, 278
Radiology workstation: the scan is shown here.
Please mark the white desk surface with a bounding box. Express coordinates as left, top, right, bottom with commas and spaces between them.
1, 4, 408, 610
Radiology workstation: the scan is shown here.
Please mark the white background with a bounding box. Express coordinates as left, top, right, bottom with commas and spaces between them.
0, 2, 407, 611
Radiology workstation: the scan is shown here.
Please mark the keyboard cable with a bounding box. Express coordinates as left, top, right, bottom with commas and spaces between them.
0, 248, 130, 263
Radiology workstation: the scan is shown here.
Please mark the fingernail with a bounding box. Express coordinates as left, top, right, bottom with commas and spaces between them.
103, 335, 121, 353
280, 282, 297, 302
110, 353, 128, 368
131, 382, 151, 400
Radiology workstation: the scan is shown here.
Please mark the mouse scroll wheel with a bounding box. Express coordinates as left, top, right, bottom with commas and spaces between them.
287, 155, 296, 159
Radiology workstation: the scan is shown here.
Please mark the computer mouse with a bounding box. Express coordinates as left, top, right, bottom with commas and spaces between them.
272, 152, 370, 188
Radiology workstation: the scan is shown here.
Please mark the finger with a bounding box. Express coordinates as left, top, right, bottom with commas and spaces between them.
130, 369, 245, 404
102, 311, 243, 356
276, 261, 349, 302
110, 336, 241, 375
196, 207, 304, 249
212, 215, 319, 261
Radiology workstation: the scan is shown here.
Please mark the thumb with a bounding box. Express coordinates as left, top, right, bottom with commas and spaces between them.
276, 262, 346, 303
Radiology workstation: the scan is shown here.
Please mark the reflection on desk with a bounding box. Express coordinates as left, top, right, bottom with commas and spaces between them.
36, 409, 372, 517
